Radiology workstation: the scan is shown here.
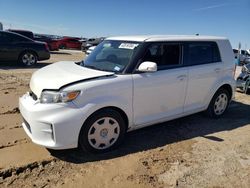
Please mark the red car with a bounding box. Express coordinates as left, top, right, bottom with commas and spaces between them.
47, 40, 59, 51
34, 35, 59, 51
57, 37, 81, 50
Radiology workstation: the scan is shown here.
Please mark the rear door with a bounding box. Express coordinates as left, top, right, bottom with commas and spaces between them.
183, 42, 223, 112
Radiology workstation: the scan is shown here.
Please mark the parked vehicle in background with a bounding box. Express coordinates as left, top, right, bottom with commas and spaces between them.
85, 46, 96, 56
57, 37, 81, 50
7, 29, 34, 40
19, 35, 235, 153
79, 38, 87, 43
0, 30, 50, 66
236, 63, 250, 94
34, 35, 59, 51
233, 49, 250, 63
233, 49, 238, 59
81, 37, 105, 51
244, 58, 250, 64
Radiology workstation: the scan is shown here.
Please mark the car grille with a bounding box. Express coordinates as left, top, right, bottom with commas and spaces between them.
23, 117, 32, 133
29, 91, 38, 101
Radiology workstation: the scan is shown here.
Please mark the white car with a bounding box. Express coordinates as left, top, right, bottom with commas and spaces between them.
19, 35, 235, 153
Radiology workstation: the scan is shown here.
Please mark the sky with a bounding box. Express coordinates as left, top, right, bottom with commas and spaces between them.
0, 0, 249, 48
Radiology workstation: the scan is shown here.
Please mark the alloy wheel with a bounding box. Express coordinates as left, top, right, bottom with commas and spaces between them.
22, 52, 36, 66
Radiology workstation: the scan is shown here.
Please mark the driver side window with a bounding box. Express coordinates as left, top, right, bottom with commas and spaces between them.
142, 43, 182, 70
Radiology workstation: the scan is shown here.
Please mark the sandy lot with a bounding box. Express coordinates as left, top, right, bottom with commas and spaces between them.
0, 51, 249, 188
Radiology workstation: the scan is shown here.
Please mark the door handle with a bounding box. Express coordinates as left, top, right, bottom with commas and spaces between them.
214, 68, 221, 73
177, 75, 187, 81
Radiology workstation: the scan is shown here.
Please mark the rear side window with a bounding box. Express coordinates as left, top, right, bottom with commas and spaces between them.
0, 32, 30, 42
187, 42, 221, 65
9, 33, 30, 42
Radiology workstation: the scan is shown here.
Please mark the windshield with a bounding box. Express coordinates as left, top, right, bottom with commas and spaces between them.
82, 40, 141, 73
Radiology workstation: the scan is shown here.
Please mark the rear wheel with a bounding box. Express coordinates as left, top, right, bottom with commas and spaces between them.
79, 109, 126, 153
19, 51, 37, 66
206, 88, 230, 118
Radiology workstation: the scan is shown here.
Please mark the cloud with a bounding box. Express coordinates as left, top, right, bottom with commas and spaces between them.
193, 3, 229, 11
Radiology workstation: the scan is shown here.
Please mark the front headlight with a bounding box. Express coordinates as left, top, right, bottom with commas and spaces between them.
40, 90, 80, 104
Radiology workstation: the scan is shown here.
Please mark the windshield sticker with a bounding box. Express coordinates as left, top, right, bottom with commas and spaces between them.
119, 43, 139, 49
103, 43, 111, 48
114, 66, 121, 71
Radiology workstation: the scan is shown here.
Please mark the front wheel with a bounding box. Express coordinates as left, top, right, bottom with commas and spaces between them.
206, 88, 230, 118
79, 109, 126, 153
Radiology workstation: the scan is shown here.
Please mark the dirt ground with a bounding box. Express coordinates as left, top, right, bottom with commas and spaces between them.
0, 51, 249, 188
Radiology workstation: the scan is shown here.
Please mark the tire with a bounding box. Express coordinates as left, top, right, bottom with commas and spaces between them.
19, 51, 37, 66
206, 88, 230, 118
79, 109, 126, 153
244, 80, 250, 94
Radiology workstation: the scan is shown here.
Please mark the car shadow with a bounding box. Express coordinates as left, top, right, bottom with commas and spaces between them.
0, 61, 52, 70
48, 100, 250, 164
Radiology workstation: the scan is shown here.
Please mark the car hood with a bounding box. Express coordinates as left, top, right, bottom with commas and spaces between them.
30, 61, 114, 97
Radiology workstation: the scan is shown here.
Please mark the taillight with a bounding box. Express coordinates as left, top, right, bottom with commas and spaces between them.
45, 43, 50, 51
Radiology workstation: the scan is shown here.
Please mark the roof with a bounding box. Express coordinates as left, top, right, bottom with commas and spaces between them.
7, 29, 33, 33
106, 35, 227, 42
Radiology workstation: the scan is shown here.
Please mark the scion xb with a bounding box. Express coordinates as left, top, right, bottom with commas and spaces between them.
19, 35, 235, 153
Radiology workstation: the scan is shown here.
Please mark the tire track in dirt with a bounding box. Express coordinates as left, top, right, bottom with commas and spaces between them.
0, 143, 52, 170
0, 107, 20, 115
0, 138, 29, 149
0, 159, 57, 181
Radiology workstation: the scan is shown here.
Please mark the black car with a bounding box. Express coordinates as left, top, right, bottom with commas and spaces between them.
236, 63, 250, 94
0, 31, 50, 66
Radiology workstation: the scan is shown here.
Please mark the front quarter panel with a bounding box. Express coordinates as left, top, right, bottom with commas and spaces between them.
64, 74, 134, 130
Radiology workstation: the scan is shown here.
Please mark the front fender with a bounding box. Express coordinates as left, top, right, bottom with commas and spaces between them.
72, 95, 133, 142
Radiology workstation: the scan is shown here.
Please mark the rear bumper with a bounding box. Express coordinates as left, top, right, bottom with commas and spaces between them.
38, 51, 50, 61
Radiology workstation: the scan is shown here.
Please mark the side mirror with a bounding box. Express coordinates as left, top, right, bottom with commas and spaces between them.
137, 61, 157, 72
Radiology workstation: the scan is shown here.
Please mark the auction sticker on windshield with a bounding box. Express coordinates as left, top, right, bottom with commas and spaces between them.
119, 43, 139, 49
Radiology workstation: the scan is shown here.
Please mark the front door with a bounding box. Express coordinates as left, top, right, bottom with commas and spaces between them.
132, 42, 188, 126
